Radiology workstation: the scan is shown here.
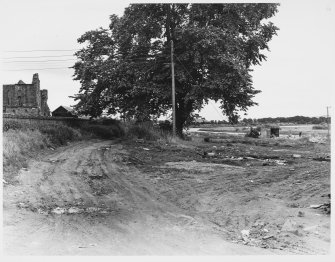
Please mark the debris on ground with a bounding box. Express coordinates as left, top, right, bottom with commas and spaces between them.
309, 203, 331, 214
292, 154, 301, 158
51, 207, 66, 215
313, 155, 330, 162
297, 211, 305, 217
280, 219, 303, 236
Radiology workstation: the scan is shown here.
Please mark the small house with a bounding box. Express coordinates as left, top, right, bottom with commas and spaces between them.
52, 106, 77, 118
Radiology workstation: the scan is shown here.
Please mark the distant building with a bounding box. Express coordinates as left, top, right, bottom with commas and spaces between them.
3, 73, 50, 116
52, 105, 77, 117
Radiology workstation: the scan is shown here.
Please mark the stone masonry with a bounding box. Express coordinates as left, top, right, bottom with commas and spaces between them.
3, 73, 50, 116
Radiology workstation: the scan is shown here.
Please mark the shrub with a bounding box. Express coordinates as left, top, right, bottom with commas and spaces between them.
3, 129, 50, 180
80, 120, 124, 139
245, 127, 260, 138
38, 123, 81, 145
3, 119, 24, 131
126, 124, 160, 141
81, 124, 121, 139
312, 125, 328, 130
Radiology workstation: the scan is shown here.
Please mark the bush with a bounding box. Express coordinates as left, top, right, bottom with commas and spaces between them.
39, 123, 81, 145
245, 127, 260, 138
3, 119, 24, 131
126, 124, 160, 141
312, 125, 328, 130
81, 124, 123, 139
3, 129, 50, 180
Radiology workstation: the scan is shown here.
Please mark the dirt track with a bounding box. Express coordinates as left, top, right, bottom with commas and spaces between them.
3, 138, 330, 255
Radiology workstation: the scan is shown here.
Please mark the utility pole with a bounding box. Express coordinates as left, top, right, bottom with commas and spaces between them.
171, 39, 176, 136
326, 106, 331, 139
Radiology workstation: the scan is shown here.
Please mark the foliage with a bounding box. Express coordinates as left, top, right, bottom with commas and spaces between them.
81, 123, 124, 139
245, 127, 260, 138
3, 119, 24, 131
72, 3, 279, 135
243, 116, 330, 125
312, 125, 328, 130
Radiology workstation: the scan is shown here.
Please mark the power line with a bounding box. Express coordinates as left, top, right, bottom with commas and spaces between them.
2, 54, 75, 59
3, 67, 71, 71
3, 59, 77, 63
3, 49, 79, 53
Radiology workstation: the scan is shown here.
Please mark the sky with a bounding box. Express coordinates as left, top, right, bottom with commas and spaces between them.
1, 0, 334, 120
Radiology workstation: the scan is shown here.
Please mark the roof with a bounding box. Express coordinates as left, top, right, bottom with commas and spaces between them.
17, 80, 25, 84
52, 105, 75, 113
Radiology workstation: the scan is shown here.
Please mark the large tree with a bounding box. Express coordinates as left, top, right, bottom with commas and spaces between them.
72, 3, 279, 135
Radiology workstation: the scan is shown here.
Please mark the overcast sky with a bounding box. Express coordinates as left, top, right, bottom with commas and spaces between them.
1, 0, 334, 120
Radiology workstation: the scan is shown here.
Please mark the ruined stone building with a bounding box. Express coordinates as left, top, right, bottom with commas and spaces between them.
3, 73, 50, 116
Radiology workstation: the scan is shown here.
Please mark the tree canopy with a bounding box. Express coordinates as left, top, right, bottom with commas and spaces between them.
72, 3, 279, 135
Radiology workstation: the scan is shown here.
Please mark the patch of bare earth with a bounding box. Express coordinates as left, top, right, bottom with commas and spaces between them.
3, 137, 330, 255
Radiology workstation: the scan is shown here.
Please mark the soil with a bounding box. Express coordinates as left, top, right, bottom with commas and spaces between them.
3, 135, 331, 255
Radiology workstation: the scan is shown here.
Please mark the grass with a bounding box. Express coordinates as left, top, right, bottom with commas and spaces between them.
2, 118, 125, 181
312, 125, 328, 130
3, 117, 190, 181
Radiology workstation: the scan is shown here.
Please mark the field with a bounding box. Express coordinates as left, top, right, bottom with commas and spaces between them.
2, 124, 331, 255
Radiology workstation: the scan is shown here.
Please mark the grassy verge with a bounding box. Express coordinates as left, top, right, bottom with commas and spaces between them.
2, 119, 124, 181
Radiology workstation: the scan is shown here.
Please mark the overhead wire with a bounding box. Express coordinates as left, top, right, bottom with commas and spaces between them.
2, 54, 76, 59
3, 59, 77, 63
3, 49, 79, 53
3, 67, 71, 71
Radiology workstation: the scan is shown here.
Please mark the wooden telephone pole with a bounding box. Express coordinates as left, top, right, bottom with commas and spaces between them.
326, 106, 331, 139
171, 40, 176, 136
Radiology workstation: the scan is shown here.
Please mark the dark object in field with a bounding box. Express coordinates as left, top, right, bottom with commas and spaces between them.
310, 203, 331, 214
245, 127, 260, 138
313, 156, 331, 162
270, 127, 279, 138
204, 137, 210, 142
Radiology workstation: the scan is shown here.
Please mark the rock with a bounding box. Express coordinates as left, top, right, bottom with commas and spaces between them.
313, 156, 330, 162
281, 219, 302, 236
292, 154, 301, 158
51, 207, 66, 215
310, 204, 324, 209
89, 174, 103, 179
241, 229, 250, 237
297, 211, 305, 217
143, 148, 150, 151
68, 207, 84, 214
17, 202, 29, 208
207, 152, 216, 157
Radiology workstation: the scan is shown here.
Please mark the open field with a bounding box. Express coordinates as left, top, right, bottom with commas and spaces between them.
3, 127, 331, 255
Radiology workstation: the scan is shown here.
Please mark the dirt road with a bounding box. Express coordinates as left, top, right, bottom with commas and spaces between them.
3, 138, 330, 255
3, 140, 279, 255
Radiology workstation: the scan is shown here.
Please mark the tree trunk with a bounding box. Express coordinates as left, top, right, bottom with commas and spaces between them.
175, 99, 193, 138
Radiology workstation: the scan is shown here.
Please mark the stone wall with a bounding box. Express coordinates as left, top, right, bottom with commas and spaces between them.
2, 73, 50, 116
40, 89, 50, 116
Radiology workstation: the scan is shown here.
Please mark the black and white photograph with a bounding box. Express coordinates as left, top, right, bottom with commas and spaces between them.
1, 0, 333, 256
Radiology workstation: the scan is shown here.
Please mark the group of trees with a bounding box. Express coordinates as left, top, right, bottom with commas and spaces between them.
72, 3, 279, 136
241, 116, 330, 125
